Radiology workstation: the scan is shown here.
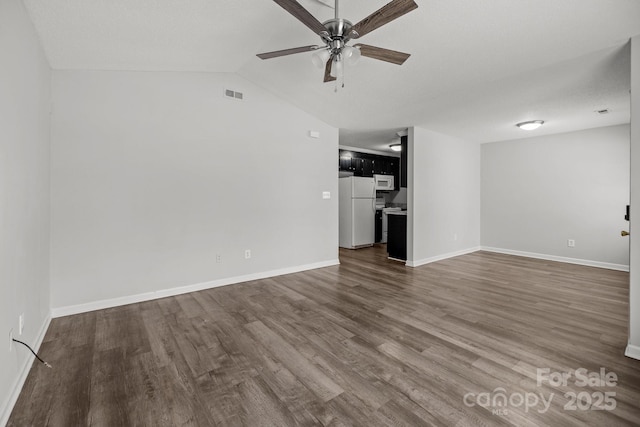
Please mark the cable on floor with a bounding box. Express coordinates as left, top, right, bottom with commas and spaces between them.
12, 338, 52, 368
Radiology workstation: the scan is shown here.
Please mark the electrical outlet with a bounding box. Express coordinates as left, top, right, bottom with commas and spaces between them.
568, 239, 575, 248
19, 314, 24, 335
245, 249, 251, 259
216, 254, 222, 263
9, 329, 13, 352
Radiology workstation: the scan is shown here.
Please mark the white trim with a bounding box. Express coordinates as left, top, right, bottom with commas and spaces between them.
51, 259, 340, 318
481, 246, 629, 272
0, 313, 51, 427
625, 344, 640, 361
406, 247, 481, 267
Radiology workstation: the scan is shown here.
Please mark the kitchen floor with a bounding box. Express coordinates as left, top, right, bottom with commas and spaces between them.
339, 243, 404, 265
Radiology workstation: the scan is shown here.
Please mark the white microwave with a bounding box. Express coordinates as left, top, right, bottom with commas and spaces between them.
374, 174, 395, 191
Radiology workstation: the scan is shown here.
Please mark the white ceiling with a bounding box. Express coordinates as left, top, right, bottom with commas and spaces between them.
23, 0, 640, 150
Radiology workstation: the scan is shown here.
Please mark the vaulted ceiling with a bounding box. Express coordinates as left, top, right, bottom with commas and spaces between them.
23, 0, 640, 150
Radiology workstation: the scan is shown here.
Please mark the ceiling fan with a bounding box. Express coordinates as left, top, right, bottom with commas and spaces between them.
257, 0, 418, 86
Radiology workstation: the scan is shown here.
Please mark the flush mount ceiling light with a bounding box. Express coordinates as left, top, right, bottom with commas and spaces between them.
516, 120, 544, 131
390, 143, 402, 152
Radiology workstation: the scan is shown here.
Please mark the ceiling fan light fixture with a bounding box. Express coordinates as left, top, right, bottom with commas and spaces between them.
342, 45, 361, 65
311, 48, 331, 68
516, 120, 544, 130
390, 143, 402, 152
330, 57, 343, 78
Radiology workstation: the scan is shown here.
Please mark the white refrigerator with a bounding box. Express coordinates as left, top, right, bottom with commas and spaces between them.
339, 176, 376, 249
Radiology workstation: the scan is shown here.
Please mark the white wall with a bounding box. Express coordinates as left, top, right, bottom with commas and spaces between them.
628, 35, 640, 360
407, 126, 481, 266
0, 0, 51, 423
390, 187, 407, 205
482, 125, 630, 270
50, 70, 338, 312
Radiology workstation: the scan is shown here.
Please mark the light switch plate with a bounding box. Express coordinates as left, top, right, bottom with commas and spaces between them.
322, 191, 331, 199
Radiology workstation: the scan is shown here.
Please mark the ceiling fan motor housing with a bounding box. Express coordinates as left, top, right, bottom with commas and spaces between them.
321, 18, 357, 52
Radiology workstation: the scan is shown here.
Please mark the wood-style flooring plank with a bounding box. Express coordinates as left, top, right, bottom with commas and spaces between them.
244, 320, 344, 403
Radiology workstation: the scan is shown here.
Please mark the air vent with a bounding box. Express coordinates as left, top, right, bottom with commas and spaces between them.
224, 89, 244, 101
596, 108, 610, 114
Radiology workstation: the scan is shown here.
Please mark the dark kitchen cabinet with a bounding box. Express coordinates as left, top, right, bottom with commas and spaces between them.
339, 155, 353, 172
352, 157, 363, 176
353, 158, 372, 177
371, 158, 383, 175
372, 157, 392, 175
387, 213, 407, 261
339, 150, 399, 180
362, 158, 373, 177
386, 158, 396, 175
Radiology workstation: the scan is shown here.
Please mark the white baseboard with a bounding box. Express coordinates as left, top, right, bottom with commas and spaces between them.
0, 312, 51, 427
407, 246, 481, 267
625, 344, 640, 361
481, 246, 629, 272
51, 259, 340, 318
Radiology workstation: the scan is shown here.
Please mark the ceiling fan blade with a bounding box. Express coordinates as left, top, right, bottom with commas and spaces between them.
324, 57, 336, 82
257, 45, 319, 60
272, 0, 328, 35
354, 44, 411, 65
350, 0, 418, 39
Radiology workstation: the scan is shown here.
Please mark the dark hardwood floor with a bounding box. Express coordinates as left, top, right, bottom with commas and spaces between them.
9, 246, 640, 426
